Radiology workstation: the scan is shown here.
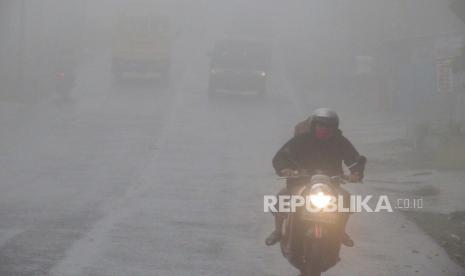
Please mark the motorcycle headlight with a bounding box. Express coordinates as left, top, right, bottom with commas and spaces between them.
309, 183, 332, 209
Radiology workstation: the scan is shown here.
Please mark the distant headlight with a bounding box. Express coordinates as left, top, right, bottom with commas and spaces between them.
252, 71, 267, 77
309, 183, 332, 209
210, 68, 224, 74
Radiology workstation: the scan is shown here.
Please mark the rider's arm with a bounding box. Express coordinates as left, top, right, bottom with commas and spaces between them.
341, 136, 366, 181
272, 137, 300, 176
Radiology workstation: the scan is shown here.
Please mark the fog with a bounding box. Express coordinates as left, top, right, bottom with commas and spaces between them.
0, 0, 464, 275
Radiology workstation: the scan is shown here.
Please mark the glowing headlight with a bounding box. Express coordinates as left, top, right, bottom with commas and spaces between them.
210, 69, 223, 74
310, 192, 331, 209
260, 71, 266, 77
309, 184, 332, 209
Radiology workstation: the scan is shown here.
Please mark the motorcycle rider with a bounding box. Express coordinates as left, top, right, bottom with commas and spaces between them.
265, 108, 365, 247
55, 49, 77, 100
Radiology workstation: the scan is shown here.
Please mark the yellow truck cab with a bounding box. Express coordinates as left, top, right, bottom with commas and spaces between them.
112, 11, 172, 81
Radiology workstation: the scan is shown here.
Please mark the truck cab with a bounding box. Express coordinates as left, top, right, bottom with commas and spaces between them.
112, 12, 172, 82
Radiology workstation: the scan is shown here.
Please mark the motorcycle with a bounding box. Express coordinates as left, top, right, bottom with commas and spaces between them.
278, 156, 366, 276
55, 68, 76, 101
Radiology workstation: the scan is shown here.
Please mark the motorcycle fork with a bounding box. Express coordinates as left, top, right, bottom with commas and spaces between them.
313, 224, 323, 239
305, 223, 323, 240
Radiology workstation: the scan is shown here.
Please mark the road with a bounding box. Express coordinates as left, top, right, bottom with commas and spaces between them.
0, 41, 464, 276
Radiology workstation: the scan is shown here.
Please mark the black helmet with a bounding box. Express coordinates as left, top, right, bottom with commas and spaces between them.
309, 108, 339, 128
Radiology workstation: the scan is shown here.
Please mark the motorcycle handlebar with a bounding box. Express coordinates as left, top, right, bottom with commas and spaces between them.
277, 173, 349, 184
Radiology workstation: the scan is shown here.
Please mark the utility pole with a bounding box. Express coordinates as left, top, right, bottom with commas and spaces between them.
16, 0, 26, 99
449, 0, 465, 23
449, 0, 465, 125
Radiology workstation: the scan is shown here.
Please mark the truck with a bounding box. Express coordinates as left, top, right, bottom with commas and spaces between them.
111, 7, 172, 83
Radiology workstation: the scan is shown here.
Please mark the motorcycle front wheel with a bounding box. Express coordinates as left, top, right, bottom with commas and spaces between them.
303, 238, 322, 276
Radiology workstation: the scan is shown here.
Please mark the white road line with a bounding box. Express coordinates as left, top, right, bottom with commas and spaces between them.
49, 44, 200, 276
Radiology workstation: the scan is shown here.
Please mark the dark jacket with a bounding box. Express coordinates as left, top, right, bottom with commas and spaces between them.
272, 130, 365, 178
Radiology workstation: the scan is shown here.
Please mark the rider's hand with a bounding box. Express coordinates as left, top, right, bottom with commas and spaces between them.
279, 169, 298, 177
347, 172, 362, 183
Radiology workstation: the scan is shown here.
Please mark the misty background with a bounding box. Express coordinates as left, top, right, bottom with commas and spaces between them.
1, 1, 464, 119
0, 0, 464, 275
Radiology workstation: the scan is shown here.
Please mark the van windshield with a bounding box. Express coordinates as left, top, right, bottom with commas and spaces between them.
212, 40, 269, 70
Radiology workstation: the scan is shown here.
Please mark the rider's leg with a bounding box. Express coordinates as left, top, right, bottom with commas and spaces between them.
274, 212, 284, 232
265, 187, 288, 246
338, 187, 354, 247
265, 213, 284, 246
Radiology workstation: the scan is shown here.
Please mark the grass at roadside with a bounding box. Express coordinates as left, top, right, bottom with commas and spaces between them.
371, 135, 465, 269
403, 211, 465, 268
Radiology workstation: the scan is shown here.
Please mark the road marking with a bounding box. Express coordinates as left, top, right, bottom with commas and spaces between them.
0, 229, 24, 248
49, 43, 201, 276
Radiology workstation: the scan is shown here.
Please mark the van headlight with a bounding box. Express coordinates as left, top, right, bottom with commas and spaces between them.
210, 68, 224, 74
251, 70, 266, 77
309, 184, 332, 209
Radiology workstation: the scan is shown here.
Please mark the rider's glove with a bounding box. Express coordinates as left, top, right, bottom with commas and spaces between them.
348, 172, 362, 183
279, 169, 298, 177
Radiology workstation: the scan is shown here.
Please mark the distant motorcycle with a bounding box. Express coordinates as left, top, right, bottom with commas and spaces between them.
55, 71, 75, 101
